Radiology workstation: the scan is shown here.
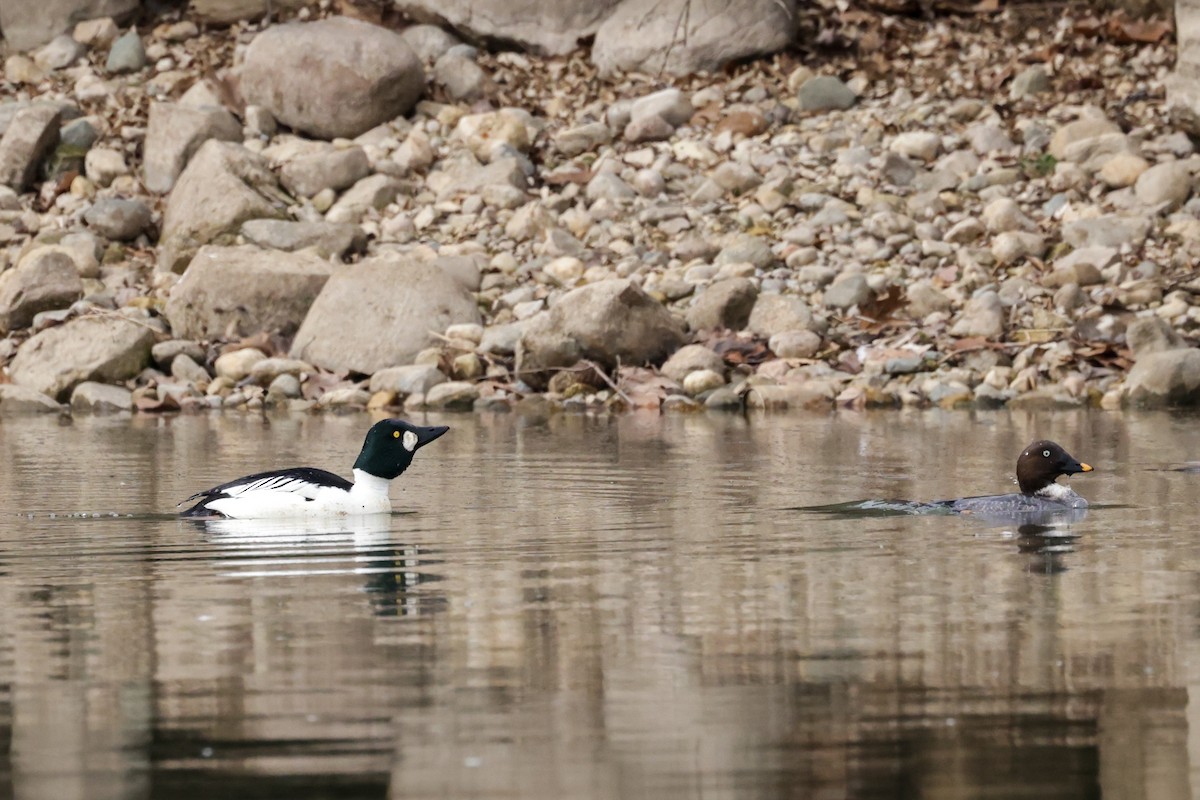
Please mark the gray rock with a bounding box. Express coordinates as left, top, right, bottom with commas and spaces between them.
152, 338, 205, 367
964, 121, 1015, 154
248, 357, 312, 384
434, 52, 487, 102
661, 344, 724, 382
586, 172, 636, 202
0, 384, 62, 414
685, 277, 758, 331
1049, 115, 1122, 161
35, 34, 83, 70
158, 140, 287, 273
240, 219, 365, 259
369, 364, 448, 395
1134, 161, 1192, 209
0, 0, 138, 51
393, 0, 620, 57
822, 273, 872, 309
949, 290, 1004, 338
710, 162, 761, 194
399, 24, 461, 62
1062, 214, 1151, 249
9, 314, 154, 400
165, 245, 333, 340
0, 247, 83, 333
1126, 349, 1200, 407
70, 381, 132, 413
769, 329, 821, 358
1126, 316, 1186, 358
1010, 65, 1051, 98
517, 279, 686, 376
797, 75, 856, 112
906, 280, 951, 318
325, 174, 404, 223
290, 253, 482, 374
83, 197, 151, 241
267, 372, 302, 399
629, 88, 693, 128
715, 234, 775, 269
84, 147, 128, 186
279, 145, 372, 198
239, 16, 425, 140
428, 155, 527, 201
105, 29, 144, 73
553, 122, 612, 156
746, 293, 815, 337
479, 322, 522, 355
143, 101, 243, 194
60, 117, 99, 150
623, 115, 676, 144
424, 381, 479, 410
171, 353, 210, 384
435, 255, 483, 291
0, 104, 61, 191
593, 0, 793, 77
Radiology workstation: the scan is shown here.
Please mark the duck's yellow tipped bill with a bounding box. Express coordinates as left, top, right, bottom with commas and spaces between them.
1080, 463, 1094, 472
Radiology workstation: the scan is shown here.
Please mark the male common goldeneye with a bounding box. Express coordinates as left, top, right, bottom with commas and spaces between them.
180, 419, 449, 519
939, 439, 1093, 514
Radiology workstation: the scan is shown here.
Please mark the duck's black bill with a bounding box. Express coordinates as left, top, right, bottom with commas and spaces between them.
1068, 459, 1094, 474
416, 425, 449, 448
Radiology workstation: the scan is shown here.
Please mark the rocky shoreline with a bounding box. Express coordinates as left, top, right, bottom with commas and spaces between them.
0, 3, 1195, 416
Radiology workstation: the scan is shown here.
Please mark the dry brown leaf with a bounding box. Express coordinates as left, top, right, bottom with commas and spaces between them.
1106, 13, 1172, 45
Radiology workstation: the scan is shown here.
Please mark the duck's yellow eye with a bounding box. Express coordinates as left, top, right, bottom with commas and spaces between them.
393, 431, 401, 439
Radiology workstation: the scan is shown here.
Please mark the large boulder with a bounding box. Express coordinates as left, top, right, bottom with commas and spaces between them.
1125, 349, 1200, 407
158, 140, 287, 272
290, 254, 481, 374
0, 103, 61, 191
593, 0, 796, 77
1169, 0, 1200, 131
0, 0, 138, 50
143, 101, 242, 194
0, 246, 83, 333
394, 0, 622, 56
9, 314, 154, 400
165, 245, 334, 340
0, 384, 61, 414
238, 16, 425, 140
517, 279, 686, 377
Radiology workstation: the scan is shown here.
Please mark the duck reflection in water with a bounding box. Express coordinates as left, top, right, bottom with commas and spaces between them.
184, 514, 447, 617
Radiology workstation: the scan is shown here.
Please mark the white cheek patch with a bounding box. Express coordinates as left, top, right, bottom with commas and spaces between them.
402, 431, 418, 452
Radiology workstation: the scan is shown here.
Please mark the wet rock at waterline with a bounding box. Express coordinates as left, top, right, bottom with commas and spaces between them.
9, 315, 155, 400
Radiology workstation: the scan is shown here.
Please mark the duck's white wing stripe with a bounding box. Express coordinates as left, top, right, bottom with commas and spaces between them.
224, 475, 324, 500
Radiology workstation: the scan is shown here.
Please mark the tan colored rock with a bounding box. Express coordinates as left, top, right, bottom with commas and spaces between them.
9, 314, 154, 400
158, 140, 287, 273
165, 245, 333, 340
291, 253, 481, 374
0, 246, 83, 333
239, 16, 425, 140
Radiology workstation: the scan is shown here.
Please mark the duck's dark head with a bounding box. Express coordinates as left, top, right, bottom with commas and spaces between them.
1016, 440, 1092, 495
353, 419, 449, 480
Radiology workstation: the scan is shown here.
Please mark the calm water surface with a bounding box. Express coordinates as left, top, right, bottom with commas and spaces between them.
0, 409, 1198, 799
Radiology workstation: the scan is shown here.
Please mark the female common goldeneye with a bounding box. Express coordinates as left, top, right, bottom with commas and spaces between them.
180, 419, 449, 519
939, 440, 1093, 514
